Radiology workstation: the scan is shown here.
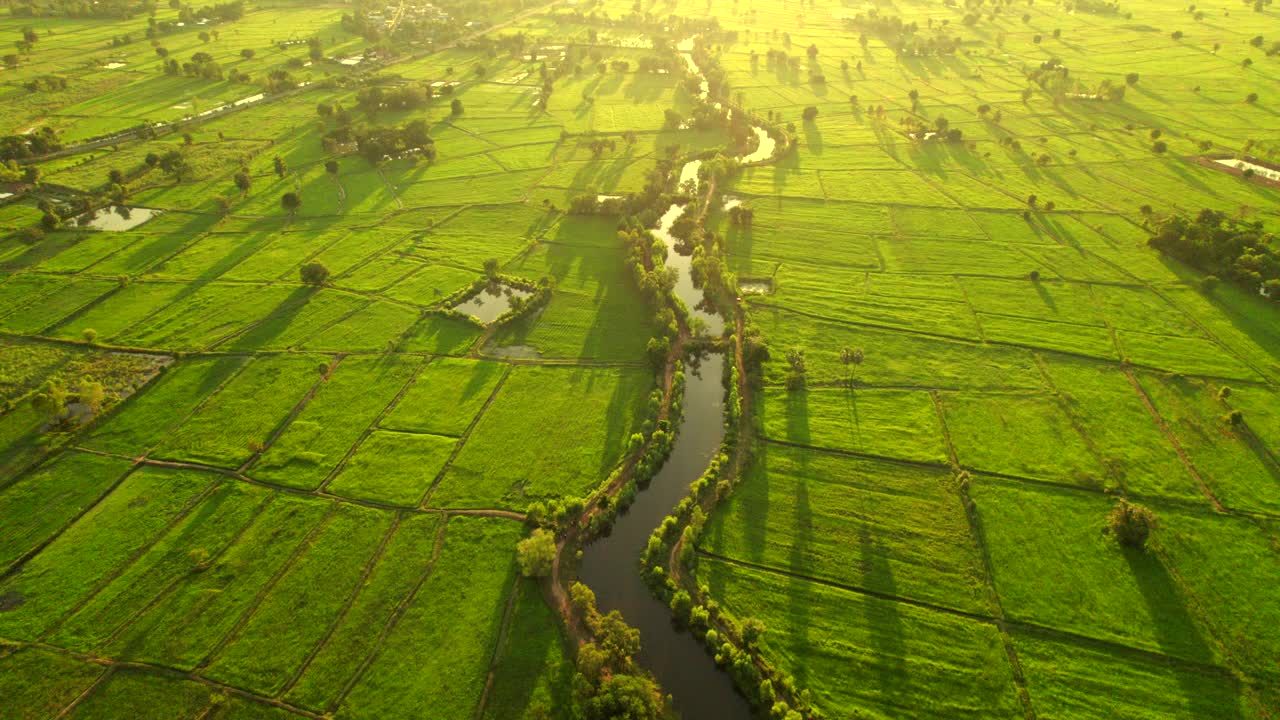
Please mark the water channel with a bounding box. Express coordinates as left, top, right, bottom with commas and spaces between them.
573, 36, 771, 720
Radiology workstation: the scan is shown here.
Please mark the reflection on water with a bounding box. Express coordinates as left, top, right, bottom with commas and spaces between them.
452, 282, 533, 324
81, 206, 158, 231
578, 353, 752, 719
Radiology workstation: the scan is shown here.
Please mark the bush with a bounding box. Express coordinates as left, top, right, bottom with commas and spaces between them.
516, 528, 557, 577
296, 262, 328, 287
1108, 500, 1157, 549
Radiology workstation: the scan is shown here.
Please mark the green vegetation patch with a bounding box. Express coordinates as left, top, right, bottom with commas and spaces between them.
941, 391, 1107, 487
702, 443, 987, 614
0, 466, 212, 640
83, 356, 245, 456
1014, 632, 1251, 720
336, 516, 520, 720
972, 480, 1221, 666
205, 503, 394, 694
251, 355, 419, 489
381, 358, 506, 437
698, 557, 1022, 720
0, 450, 133, 570
433, 365, 651, 509
329, 431, 457, 507
285, 512, 443, 713
154, 355, 319, 468
0, 646, 105, 720
758, 386, 949, 464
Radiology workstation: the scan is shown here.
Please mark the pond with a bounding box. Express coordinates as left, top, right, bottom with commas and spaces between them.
451, 282, 534, 324
1214, 158, 1280, 182
80, 206, 158, 231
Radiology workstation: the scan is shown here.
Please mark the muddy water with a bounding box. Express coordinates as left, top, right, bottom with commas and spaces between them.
577, 353, 752, 719
81, 206, 157, 231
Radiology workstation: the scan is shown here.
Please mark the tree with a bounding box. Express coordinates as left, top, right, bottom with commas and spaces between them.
32, 380, 67, 421
280, 191, 301, 216
806, 43, 818, 59
233, 171, 251, 193
516, 529, 556, 577
1245, 92, 1258, 104
300, 262, 329, 286
1152, 140, 1168, 154
785, 347, 806, 390
801, 105, 819, 121
1107, 500, 1156, 550
450, 98, 464, 116
583, 674, 662, 720
273, 155, 287, 178
483, 257, 500, 278
325, 160, 339, 175
79, 378, 105, 414
839, 347, 864, 385
241, 48, 255, 60
741, 617, 766, 648
1125, 72, 1140, 86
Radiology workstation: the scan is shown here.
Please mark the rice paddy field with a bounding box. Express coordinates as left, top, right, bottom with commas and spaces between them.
0, 0, 1277, 716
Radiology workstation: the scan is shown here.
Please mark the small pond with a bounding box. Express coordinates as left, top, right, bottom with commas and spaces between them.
81, 206, 158, 231
452, 282, 534, 324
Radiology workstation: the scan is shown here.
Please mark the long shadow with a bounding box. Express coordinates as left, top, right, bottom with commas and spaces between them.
785, 474, 815, 688
219, 285, 321, 351
860, 524, 907, 703
1125, 548, 1244, 719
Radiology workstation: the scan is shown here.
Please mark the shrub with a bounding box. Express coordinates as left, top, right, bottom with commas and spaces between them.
299, 262, 330, 286
1108, 500, 1157, 549
516, 528, 557, 577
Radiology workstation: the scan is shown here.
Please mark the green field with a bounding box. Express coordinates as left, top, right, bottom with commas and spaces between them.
0, 0, 1278, 717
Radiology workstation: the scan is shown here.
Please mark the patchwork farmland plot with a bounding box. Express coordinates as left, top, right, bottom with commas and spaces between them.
0, 0, 1277, 717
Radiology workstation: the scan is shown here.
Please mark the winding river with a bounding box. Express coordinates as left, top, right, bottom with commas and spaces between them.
574, 37, 778, 720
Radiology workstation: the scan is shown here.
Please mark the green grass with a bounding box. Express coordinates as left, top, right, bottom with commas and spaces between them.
701, 443, 988, 614
328, 431, 457, 507
82, 356, 246, 456
47, 481, 271, 652
153, 355, 319, 468
380, 358, 506, 437
0, 466, 212, 641
250, 355, 419, 489
941, 391, 1108, 488
480, 579, 575, 720
697, 556, 1022, 720
336, 516, 520, 720
63, 667, 211, 720
0, 450, 133, 570
102, 492, 331, 669
1014, 632, 1254, 720
972, 479, 1222, 665
433, 365, 652, 509
757, 386, 949, 464
0, 646, 105, 720
284, 512, 443, 713
204, 503, 394, 694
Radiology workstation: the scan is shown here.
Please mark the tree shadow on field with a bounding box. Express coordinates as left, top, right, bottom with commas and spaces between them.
843, 385, 863, 453
478, 579, 575, 720
802, 121, 823, 156
1124, 546, 1244, 720
861, 524, 907, 705
217, 284, 318, 351
785, 474, 816, 689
